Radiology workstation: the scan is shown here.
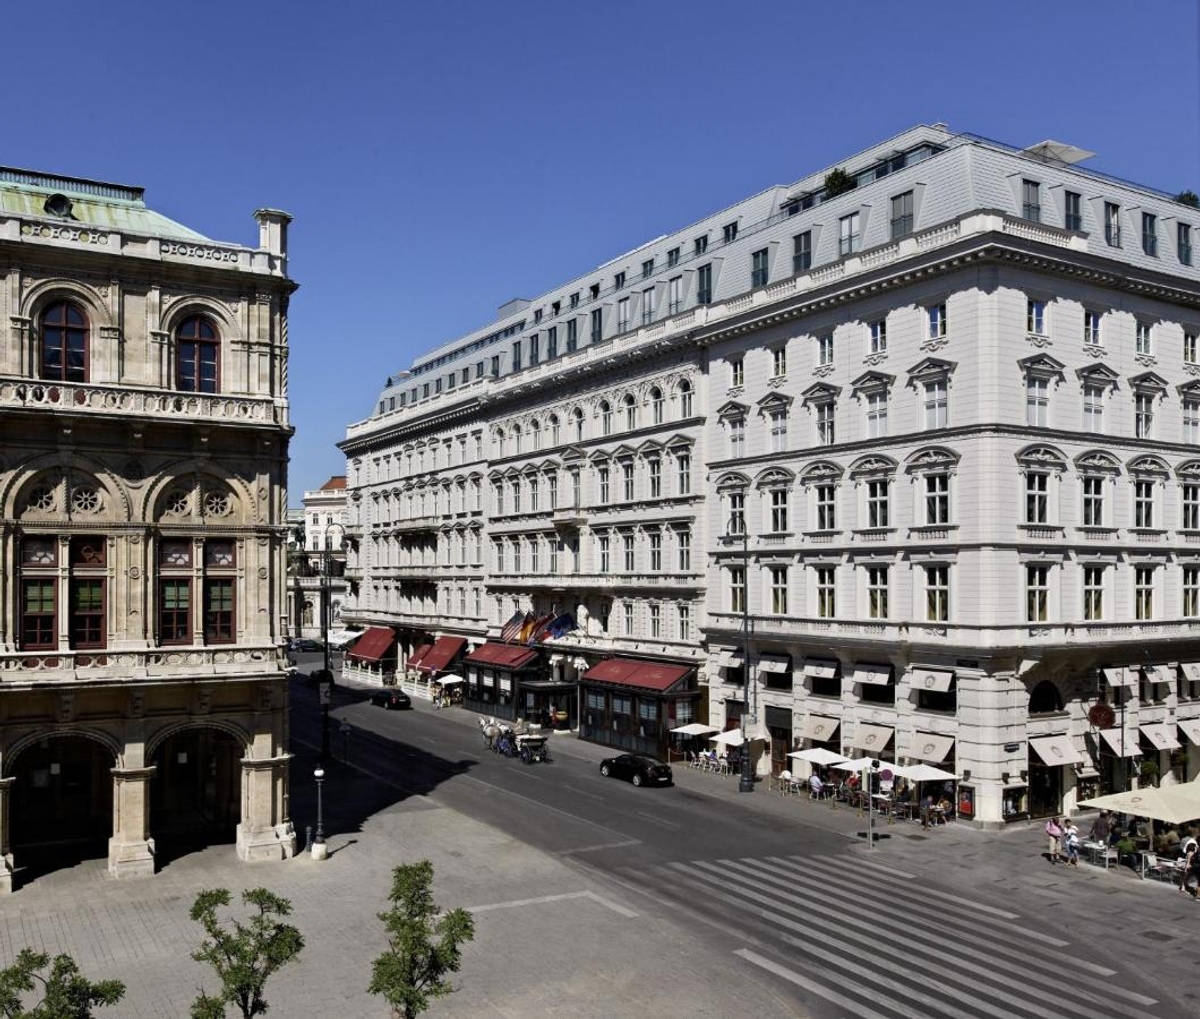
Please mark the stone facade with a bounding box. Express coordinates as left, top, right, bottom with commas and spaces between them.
340, 125, 1200, 825
289, 477, 347, 640
0, 168, 297, 890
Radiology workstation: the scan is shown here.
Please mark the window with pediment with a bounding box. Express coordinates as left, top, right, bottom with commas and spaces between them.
1076, 363, 1119, 434
907, 358, 955, 431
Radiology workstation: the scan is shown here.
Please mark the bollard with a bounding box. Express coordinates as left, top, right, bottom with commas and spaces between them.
303, 825, 312, 853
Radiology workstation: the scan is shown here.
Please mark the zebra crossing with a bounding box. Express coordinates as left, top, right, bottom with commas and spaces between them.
617, 851, 1165, 1019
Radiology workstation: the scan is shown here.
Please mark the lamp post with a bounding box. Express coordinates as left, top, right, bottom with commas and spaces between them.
318, 523, 345, 764
312, 765, 327, 860
729, 512, 754, 794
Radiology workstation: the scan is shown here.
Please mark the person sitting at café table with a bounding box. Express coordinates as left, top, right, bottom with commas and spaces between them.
936, 794, 952, 821
1157, 826, 1181, 855
809, 772, 824, 798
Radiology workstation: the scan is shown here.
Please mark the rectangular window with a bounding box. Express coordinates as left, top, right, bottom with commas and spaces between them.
770, 408, 789, 452
678, 603, 691, 640
1135, 393, 1154, 438
925, 473, 949, 525
546, 326, 557, 359
1142, 212, 1158, 256
1083, 565, 1105, 620
642, 258, 654, 279
677, 529, 691, 571
668, 276, 683, 315
529, 334, 540, 366
817, 333, 834, 366
1084, 310, 1102, 345
1025, 472, 1048, 523
694, 235, 708, 256
816, 403, 834, 446
891, 190, 914, 238
69, 578, 105, 648
623, 534, 635, 572
1104, 202, 1121, 246
1082, 476, 1104, 527
1027, 299, 1046, 335
649, 532, 662, 571
566, 319, 578, 351
770, 488, 789, 532
623, 603, 634, 636
677, 453, 691, 494
1184, 483, 1200, 529
866, 565, 889, 618
867, 479, 889, 528
21, 578, 56, 649
1136, 321, 1153, 355
649, 603, 661, 638
770, 566, 788, 614
1026, 564, 1049, 622
649, 458, 661, 498
816, 484, 836, 530
815, 566, 836, 618
614, 271, 626, 291
622, 462, 634, 501
159, 579, 191, 644
729, 491, 745, 534
590, 283, 601, 300
1189, 401, 1200, 445
723, 222, 738, 244
925, 565, 949, 622
730, 566, 746, 613
1186, 332, 1198, 365
1083, 384, 1105, 433
869, 319, 887, 353
490, 355, 500, 377
641, 287, 656, 324
1026, 376, 1048, 426
617, 297, 630, 332
838, 212, 860, 256
511, 340, 522, 371
728, 417, 745, 457
927, 303, 948, 338
1179, 223, 1193, 266
1022, 180, 1041, 222
867, 391, 888, 438
924, 380, 948, 429
1186, 566, 1200, 617
590, 308, 603, 344
731, 358, 744, 387
667, 247, 680, 268
696, 264, 713, 305
598, 466, 610, 504
793, 231, 812, 272
204, 579, 235, 643
1135, 565, 1155, 620
751, 248, 769, 287
772, 346, 787, 378
529, 541, 540, 574
1135, 479, 1155, 528
1064, 191, 1082, 231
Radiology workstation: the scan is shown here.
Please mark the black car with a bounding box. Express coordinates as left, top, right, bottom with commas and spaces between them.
369, 689, 412, 710
289, 638, 324, 653
599, 754, 673, 787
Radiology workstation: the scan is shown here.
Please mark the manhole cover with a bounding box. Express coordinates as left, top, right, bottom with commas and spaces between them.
1139, 930, 1174, 942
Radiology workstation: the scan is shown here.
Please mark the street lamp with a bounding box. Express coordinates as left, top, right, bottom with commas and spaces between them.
317, 523, 345, 764
312, 765, 327, 860
727, 511, 754, 794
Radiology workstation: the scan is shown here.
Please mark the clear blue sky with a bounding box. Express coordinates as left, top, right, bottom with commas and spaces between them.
6, 1, 1198, 499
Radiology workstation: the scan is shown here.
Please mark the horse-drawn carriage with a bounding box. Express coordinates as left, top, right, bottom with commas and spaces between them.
479, 717, 552, 764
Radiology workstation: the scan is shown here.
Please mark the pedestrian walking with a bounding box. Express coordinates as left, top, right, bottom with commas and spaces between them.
1045, 815, 1064, 864
1180, 835, 1199, 897
1064, 821, 1080, 867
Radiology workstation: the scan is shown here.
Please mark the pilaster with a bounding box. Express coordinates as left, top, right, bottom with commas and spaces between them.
235, 754, 296, 862
108, 765, 156, 880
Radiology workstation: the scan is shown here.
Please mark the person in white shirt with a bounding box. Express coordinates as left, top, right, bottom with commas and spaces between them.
809, 772, 823, 799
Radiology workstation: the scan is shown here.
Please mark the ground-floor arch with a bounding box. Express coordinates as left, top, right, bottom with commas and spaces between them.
150, 727, 244, 865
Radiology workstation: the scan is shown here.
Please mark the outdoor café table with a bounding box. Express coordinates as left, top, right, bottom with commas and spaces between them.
1082, 840, 1112, 869
871, 794, 892, 815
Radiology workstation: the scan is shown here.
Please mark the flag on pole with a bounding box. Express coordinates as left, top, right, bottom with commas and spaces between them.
516, 612, 538, 643
527, 614, 556, 644
499, 610, 525, 642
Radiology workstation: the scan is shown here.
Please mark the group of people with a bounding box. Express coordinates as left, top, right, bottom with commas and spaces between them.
802, 770, 954, 828
1045, 811, 1200, 895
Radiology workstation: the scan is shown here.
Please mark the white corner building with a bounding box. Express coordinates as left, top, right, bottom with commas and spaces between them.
341, 124, 1200, 825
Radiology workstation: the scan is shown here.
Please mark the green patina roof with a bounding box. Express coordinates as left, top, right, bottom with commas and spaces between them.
0, 166, 210, 242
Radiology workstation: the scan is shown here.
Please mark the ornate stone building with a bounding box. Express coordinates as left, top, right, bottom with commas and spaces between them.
0, 167, 296, 890
288, 476, 348, 641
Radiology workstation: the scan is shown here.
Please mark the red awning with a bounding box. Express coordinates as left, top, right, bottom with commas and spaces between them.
464, 643, 538, 670
347, 626, 396, 663
408, 643, 433, 668
417, 636, 467, 673
582, 657, 692, 692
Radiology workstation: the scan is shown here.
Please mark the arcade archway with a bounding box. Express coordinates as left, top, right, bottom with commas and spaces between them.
150, 727, 243, 862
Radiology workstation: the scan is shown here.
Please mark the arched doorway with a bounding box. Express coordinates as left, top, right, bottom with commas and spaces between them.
150, 727, 243, 864
1028, 680, 1066, 818
9, 735, 115, 880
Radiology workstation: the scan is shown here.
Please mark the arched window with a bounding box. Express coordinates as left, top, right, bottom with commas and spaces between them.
530, 419, 541, 451
679, 380, 694, 418
650, 387, 664, 424
40, 301, 89, 382
512, 424, 523, 454
572, 408, 585, 441
624, 394, 637, 431
600, 401, 613, 436
176, 315, 220, 393
1028, 680, 1064, 714
549, 414, 561, 446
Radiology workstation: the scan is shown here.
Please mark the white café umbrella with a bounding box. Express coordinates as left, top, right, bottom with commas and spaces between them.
671, 723, 721, 737
901, 763, 959, 783
788, 747, 851, 767
710, 729, 766, 748
1078, 780, 1200, 826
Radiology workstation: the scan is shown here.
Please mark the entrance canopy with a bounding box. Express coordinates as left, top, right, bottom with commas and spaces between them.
1098, 728, 1140, 758
582, 658, 691, 692
671, 723, 720, 736
347, 626, 396, 663
1080, 780, 1200, 824
465, 643, 538, 670
1029, 734, 1085, 766
416, 636, 467, 674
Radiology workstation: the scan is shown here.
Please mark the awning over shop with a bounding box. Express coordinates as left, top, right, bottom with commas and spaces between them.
1103, 667, 1136, 688
464, 643, 538, 670
805, 659, 838, 680
1179, 718, 1200, 745
1140, 722, 1181, 751
1029, 734, 1085, 766
582, 658, 692, 692
1143, 664, 1174, 685
347, 626, 396, 662
848, 723, 894, 751
416, 636, 467, 673
907, 733, 955, 763
757, 654, 791, 674
799, 715, 840, 742
854, 663, 892, 686
1182, 663, 1200, 684
718, 650, 744, 669
407, 643, 433, 668
911, 669, 954, 692
1098, 728, 1141, 758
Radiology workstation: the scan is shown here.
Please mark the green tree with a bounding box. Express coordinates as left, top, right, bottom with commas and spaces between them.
823, 167, 856, 199
189, 887, 304, 1019
0, 948, 124, 1019
368, 861, 475, 1019
1176, 190, 1199, 208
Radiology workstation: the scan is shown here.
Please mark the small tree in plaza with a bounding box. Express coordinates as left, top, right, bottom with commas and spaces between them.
0, 948, 125, 1018
368, 860, 475, 1019
189, 888, 304, 1019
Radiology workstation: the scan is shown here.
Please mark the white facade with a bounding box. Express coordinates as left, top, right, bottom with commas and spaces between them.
342, 125, 1200, 825
288, 478, 348, 639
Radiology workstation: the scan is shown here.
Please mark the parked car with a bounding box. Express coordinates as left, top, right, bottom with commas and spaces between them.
369, 689, 412, 710
289, 638, 324, 653
599, 754, 673, 787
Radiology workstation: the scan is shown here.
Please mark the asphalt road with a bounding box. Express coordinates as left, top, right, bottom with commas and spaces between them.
287, 661, 1186, 1019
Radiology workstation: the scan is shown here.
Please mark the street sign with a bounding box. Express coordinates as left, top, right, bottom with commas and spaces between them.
318, 682, 331, 706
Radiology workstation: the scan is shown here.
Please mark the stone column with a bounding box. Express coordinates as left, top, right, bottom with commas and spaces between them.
108, 766, 156, 880
0, 777, 14, 894
235, 754, 296, 862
